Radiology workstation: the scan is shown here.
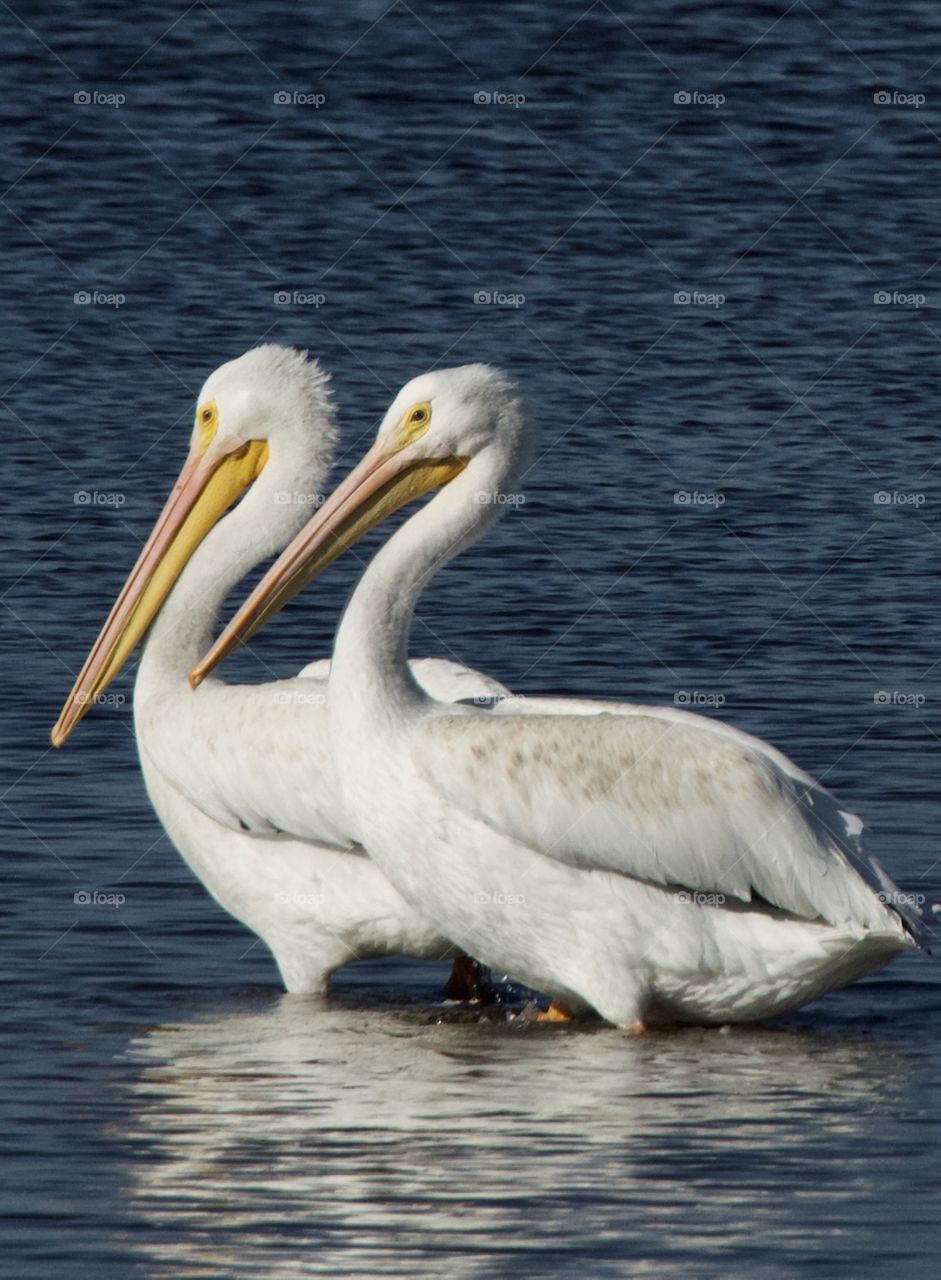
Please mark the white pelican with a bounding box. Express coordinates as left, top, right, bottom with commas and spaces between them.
51, 347, 509, 996
191, 363, 929, 1029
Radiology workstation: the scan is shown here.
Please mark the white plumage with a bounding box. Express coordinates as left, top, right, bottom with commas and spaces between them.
52, 347, 508, 993
194, 362, 925, 1028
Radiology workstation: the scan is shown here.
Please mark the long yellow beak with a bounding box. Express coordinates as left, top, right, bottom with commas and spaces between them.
51, 438, 269, 747
189, 440, 466, 688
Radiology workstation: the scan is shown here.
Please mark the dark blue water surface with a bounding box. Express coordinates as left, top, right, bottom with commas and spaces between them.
3, 2, 941, 1276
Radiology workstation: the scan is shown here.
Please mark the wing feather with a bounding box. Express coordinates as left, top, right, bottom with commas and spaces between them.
139, 659, 511, 845
413, 708, 916, 937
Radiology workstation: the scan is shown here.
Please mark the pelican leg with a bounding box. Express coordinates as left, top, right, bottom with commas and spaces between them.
534, 999, 576, 1023
445, 953, 484, 1001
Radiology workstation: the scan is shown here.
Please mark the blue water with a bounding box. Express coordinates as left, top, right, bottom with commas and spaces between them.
3, 2, 941, 1275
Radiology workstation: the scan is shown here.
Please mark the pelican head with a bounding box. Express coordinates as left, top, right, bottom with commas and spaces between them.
51, 345, 336, 746
373, 363, 525, 462
198, 345, 336, 478
189, 363, 528, 685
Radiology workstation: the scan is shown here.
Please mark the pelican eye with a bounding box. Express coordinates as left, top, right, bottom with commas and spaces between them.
196, 400, 219, 453
395, 401, 433, 448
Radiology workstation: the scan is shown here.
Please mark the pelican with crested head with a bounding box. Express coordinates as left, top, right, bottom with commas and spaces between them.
192, 363, 929, 1029
52, 347, 507, 996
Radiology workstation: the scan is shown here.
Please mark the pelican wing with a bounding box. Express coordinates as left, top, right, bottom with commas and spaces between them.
138, 676, 349, 844
415, 708, 917, 937
406, 658, 512, 705
140, 659, 511, 846
299, 656, 511, 705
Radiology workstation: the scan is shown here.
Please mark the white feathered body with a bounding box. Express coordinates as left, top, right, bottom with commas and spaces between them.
136, 657, 510, 993
313, 365, 922, 1027
97, 346, 515, 994
333, 692, 915, 1025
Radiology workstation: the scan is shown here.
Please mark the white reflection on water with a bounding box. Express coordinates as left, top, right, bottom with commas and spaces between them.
122, 993, 913, 1279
